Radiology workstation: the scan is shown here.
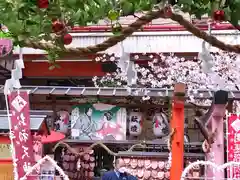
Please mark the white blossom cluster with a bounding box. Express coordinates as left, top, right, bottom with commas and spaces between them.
93, 52, 240, 105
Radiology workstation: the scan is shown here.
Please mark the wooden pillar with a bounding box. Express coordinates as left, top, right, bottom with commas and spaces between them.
170, 83, 185, 180
206, 90, 228, 179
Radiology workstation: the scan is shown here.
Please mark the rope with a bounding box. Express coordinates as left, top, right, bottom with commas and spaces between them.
53, 141, 118, 156
127, 143, 146, 151
53, 141, 151, 157
22, 7, 240, 55
23, 8, 166, 54
170, 13, 240, 53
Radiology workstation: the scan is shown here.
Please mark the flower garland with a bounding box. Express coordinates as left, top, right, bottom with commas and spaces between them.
93, 51, 240, 106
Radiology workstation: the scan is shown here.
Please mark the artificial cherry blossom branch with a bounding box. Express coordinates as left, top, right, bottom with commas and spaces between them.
93, 51, 240, 106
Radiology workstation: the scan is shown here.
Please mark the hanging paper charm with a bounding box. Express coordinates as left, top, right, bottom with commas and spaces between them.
117, 51, 129, 75
117, 44, 137, 86
126, 60, 137, 86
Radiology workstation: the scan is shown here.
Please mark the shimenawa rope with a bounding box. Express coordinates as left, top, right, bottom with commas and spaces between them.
22, 6, 240, 55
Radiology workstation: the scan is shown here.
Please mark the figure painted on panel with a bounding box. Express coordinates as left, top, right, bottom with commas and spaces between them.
71, 104, 126, 140
129, 112, 143, 136
96, 111, 123, 140
71, 106, 98, 139
55, 111, 69, 134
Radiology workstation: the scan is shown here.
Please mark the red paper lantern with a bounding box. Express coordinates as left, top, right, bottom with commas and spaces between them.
63, 33, 72, 45
52, 20, 65, 33
213, 10, 225, 21
37, 0, 49, 9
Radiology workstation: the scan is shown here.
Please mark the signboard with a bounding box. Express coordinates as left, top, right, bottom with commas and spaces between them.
227, 113, 240, 178
8, 91, 35, 180
0, 144, 11, 159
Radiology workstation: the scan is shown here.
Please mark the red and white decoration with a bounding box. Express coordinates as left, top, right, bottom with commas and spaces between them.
152, 112, 169, 138
8, 91, 35, 180
227, 113, 240, 178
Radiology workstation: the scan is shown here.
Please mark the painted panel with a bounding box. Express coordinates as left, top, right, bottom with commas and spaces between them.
70, 103, 127, 140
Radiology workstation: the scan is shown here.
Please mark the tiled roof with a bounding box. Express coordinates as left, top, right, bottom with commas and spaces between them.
0, 85, 239, 99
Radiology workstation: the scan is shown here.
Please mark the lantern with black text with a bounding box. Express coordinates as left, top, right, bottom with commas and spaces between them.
128, 111, 143, 136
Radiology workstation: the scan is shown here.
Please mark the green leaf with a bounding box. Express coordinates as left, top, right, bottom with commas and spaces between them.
72, 9, 82, 22
108, 10, 120, 21
18, 7, 29, 20
178, 0, 193, 5
139, 0, 151, 11
67, 0, 77, 7
120, 1, 134, 16
41, 19, 52, 33
230, 11, 240, 25
26, 20, 38, 25
223, 6, 231, 21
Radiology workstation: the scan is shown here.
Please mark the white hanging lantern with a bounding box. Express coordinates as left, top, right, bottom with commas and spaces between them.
152, 112, 169, 137
128, 111, 143, 136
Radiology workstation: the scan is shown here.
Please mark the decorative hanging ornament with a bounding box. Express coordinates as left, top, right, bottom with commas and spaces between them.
152, 112, 169, 138
126, 60, 137, 86
37, 0, 49, 9
52, 20, 65, 33
128, 111, 143, 136
213, 10, 225, 22
117, 51, 129, 75
63, 34, 72, 45
198, 41, 214, 73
